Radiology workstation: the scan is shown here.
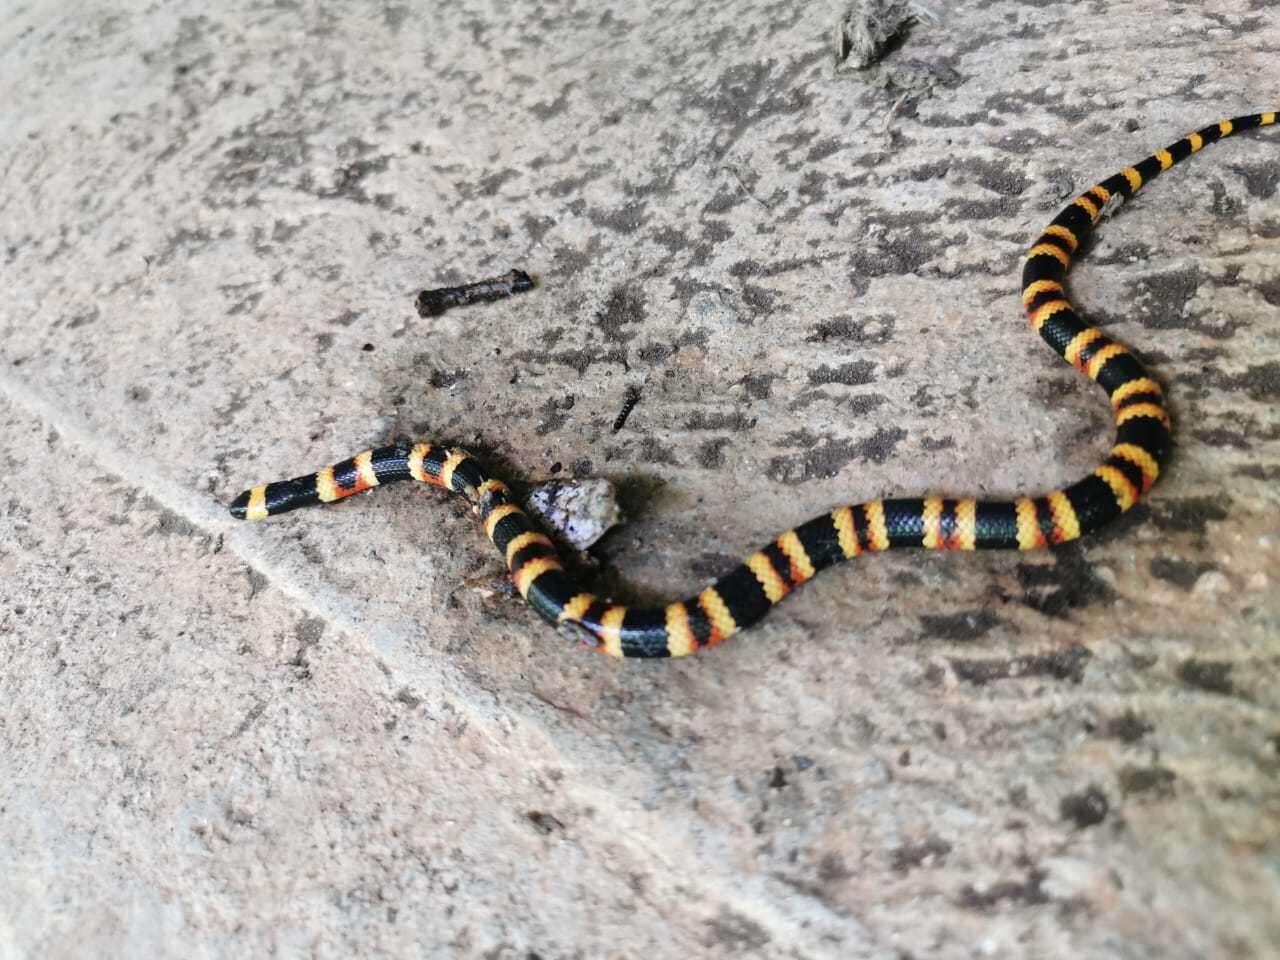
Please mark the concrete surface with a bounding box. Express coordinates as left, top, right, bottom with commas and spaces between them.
2, 1, 1278, 957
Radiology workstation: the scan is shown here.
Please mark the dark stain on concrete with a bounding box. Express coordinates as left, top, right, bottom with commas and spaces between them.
529, 82, 575, 120
684, 410, 757, 431
1016, 545, 1115, 617
891, 836, 952, 873
1059, 785, 1109, 829
522, 213, 557, 244
638, 436, 679, 466
1103, 710, 1154, 743
1145, 495, 1230, 535
289, 615, 325, 671
596, 285, 647, 343
209, 127, 311, 201
1127, 265, 1201, 331
329, 309, 360, 327
545, 162, 615, 199
511, 345, 628, 377
1223, 361, 1280, 402
805, 137, 845, 163
943, 196, 1021, 220
428, 368, 469, 389
739, 373, 778, 400
1192, 428, 1251, 450
959, 158, 1030, 197
983, 87, 1087, 123
790, 391, 888, 416
847, 227, 950, 294
697, 437, 731, 470
590, 200, 649, 234
917, 609, 1001, 642
948, 647, 1091, 686
806, 314, 896, 345
688, 60, 816, 161
1233, 160, 1280, 200
1148, 556, 1216, 589
904, 159, 950, 182
702, 185, 745, 215
148, 504, 196, 539
808, 360, 878, 386
766, 426, 907, 483
1118, 765, 1176, 798
958, 868, 1049, 910
1256, 275, 1280, 307
740, 283, 778, 312
1176, 659, 1235, 696
535, 396, 570, 436
320, 155, 392, 205
703, 907, 771, 952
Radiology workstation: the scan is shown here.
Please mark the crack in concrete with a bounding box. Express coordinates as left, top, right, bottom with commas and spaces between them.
0, 366, 867, 955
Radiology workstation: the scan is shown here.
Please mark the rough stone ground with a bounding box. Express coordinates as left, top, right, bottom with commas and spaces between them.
2, 1, 1277, 957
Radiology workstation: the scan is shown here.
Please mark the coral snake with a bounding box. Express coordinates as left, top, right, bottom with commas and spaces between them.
230, 112, 1276, 658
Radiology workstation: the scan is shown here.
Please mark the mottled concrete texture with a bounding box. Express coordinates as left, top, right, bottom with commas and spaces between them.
2, 1, 1278, 957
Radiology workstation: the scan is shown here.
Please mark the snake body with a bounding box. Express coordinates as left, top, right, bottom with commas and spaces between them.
230, 112, 1276, 658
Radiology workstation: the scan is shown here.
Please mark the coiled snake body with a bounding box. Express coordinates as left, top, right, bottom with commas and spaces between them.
230, 112, 1276, 658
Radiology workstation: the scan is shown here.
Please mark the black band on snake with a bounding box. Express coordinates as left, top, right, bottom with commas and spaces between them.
229, 112, 1277, 658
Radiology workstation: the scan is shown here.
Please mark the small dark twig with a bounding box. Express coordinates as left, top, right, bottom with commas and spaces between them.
612, 384, 642, 432
415, 269, 535, 318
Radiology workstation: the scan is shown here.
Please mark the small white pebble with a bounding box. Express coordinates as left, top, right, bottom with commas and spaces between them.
1245, 572, 1269, 593
526, 478, 623, 550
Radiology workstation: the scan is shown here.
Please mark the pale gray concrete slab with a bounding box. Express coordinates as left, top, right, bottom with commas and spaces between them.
2, 1, 1278, 958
